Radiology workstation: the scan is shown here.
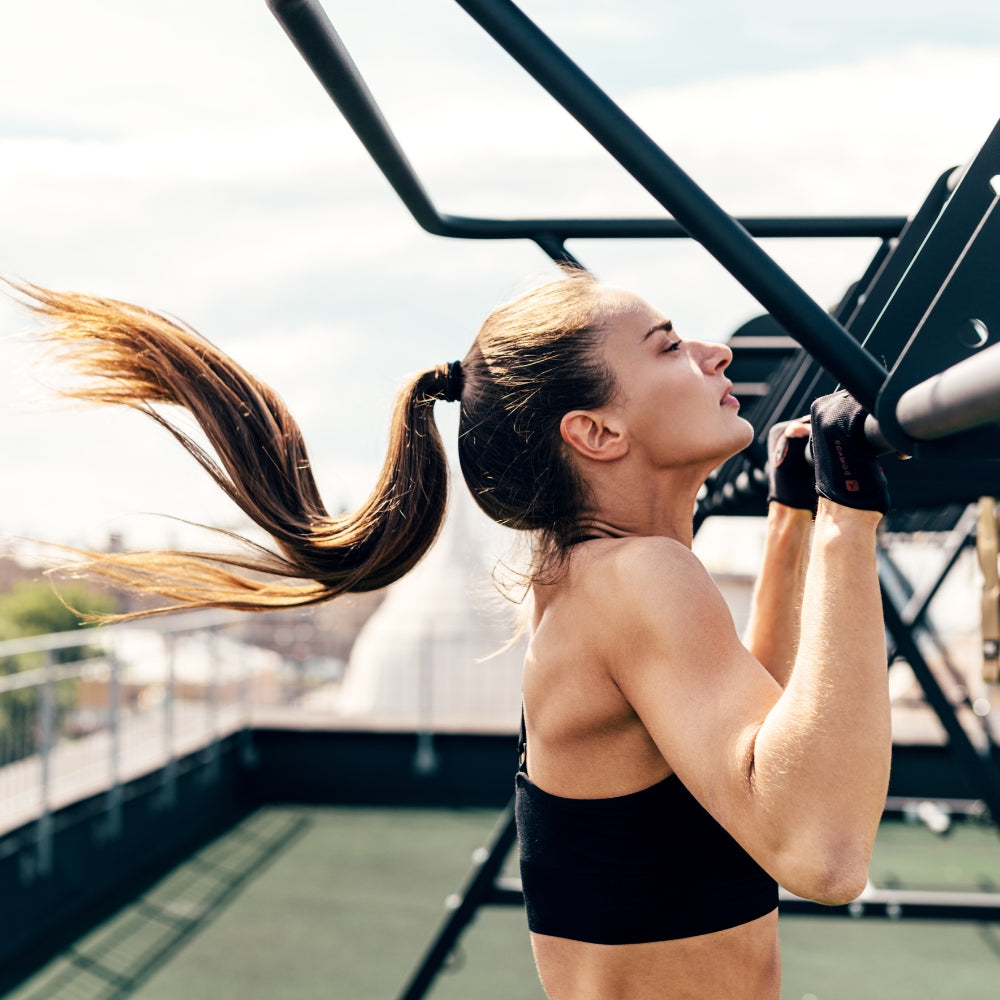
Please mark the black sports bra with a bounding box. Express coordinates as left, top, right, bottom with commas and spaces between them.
515, 722, 778, 944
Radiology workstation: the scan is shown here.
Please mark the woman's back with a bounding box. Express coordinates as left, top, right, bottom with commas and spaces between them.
520, 539, 781, 1000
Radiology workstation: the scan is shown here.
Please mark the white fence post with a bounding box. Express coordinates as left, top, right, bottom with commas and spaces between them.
35, 650, 55, 876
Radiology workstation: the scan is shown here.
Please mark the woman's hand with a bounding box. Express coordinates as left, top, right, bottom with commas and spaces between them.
766, 418, 815, 512
810, 390, 889, 513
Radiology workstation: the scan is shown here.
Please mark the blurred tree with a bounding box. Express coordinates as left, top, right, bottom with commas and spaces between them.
0, 582, 120, 765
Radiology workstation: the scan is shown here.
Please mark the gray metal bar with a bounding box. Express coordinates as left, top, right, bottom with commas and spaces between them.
104, 650, 123, 840
861, 341, 1000, 453
779, 885, 1000, 921
162, 633, 178, 808
483, 871, 1000, 921
203, 628, 221, 778
895, 339, 1000, 441
0, 609, 244, 660
36, 651, 55, 877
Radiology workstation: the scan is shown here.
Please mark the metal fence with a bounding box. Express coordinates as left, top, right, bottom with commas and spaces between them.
0, 613, 274, 846
0, 590, 528, 849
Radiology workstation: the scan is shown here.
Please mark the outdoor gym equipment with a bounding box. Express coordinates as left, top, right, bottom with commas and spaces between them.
265, 2, 1000, 996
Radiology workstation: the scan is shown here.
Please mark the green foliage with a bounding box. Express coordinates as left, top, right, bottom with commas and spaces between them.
0, 581, 118, 649
0, 581, 121, 765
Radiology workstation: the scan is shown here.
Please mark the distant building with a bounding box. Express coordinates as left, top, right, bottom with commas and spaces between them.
0, 555, 44, 592
233, 589, 387, 674
336, 491, 526, 732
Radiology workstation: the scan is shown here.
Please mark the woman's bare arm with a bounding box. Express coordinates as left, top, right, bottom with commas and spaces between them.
607, 499, 889, 904
742, 503, 812, 687
745, 499, 889, 899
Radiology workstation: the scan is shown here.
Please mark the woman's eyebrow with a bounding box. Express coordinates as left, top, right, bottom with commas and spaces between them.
641, 320, 674, 343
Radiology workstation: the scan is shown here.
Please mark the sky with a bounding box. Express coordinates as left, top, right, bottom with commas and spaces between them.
0, 0, 998, 568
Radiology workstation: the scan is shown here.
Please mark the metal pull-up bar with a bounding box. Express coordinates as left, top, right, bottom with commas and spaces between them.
268, 0, 1000, 455
267, 0, 892, 404
264, 0, 906, 259
860, 342, 1000, 454
894, 340, 1000, 443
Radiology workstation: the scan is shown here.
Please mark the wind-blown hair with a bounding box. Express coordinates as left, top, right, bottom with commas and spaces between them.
5, 269, 623, 618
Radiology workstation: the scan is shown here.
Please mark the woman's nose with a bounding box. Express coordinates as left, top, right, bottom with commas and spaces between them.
696, 340, 732, 373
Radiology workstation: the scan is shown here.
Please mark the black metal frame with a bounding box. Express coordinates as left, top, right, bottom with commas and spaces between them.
267, 0, 901, 404
263, 1, 1000, 995
268, 0, 1000, 455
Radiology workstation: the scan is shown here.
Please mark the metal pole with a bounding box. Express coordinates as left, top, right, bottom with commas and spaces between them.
895, 340, 1000, 441
203, 628, 220, 779
414, 633, 439, 776
451, 0, 889, 407
162, 633, 177, 808
36, 650, 55, 876
266, 0, 446, 234
105, 650, 123, 840
238, 647, 258, 769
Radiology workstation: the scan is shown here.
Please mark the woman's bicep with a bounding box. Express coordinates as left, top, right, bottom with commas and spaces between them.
609, 556, 782, 825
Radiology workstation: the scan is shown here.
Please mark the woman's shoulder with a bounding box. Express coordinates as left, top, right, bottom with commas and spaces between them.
567, 535, 723, 622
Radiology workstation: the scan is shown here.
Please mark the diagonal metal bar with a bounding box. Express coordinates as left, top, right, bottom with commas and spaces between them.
881, 581, 1000, 825
267, 0, 895, 406
883, 505, 980, 662
451, 0, 889, 407
397, 800, 519, 1000
265, 5, 904, 235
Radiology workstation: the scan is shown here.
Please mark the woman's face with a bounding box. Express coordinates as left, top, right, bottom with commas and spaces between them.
596, 293, 754, 471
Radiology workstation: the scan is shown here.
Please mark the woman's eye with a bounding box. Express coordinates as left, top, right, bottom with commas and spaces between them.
663, 340, 681, 354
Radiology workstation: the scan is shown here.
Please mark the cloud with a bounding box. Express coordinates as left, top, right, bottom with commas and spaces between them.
2, 0, 998, 547
625, 46, 1000, 213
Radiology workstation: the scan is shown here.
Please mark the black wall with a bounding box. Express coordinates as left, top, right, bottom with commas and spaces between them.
0, 726, 989, 991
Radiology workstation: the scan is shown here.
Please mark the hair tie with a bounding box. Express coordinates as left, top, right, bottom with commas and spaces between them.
439, 360, 463, 403
421, 360, 464, 403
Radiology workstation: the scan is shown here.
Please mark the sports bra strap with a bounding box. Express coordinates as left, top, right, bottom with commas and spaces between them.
518, 706, 527, 774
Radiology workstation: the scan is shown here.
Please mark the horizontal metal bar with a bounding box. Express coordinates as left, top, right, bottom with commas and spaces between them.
0, 628, 111, 658
487, 875, 1000, 921
779, 885, 1000, 921
0, 657, 110, 693
0, 609, 244, 658
266, 3, 905, 243
895, 339, 1000, 440
408, 215, 906, 241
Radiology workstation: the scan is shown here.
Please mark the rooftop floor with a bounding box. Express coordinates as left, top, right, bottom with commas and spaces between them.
6, 804, 1000, 1000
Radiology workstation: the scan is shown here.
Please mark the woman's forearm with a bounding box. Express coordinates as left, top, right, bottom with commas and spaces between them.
749, 500, 890, 900
743, 503, 813, 687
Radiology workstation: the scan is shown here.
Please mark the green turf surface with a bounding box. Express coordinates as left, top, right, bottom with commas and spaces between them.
7, 807, 1000, 999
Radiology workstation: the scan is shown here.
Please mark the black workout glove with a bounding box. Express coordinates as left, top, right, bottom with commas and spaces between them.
810, 390, 889, 513
766, 419, 816, 511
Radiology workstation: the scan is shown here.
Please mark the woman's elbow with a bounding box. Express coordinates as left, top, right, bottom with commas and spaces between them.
774, 841, 871, 906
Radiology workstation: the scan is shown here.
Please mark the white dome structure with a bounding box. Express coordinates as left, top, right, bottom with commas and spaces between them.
335, 488, 527, 732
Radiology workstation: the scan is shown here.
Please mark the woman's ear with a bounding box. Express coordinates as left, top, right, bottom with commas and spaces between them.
560, 410, 629, 462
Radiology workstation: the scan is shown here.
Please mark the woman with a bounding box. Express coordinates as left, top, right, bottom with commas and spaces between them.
7, 270, 891, 998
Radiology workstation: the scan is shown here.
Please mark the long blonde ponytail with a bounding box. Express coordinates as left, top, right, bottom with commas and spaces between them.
6, 280, 454, 619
